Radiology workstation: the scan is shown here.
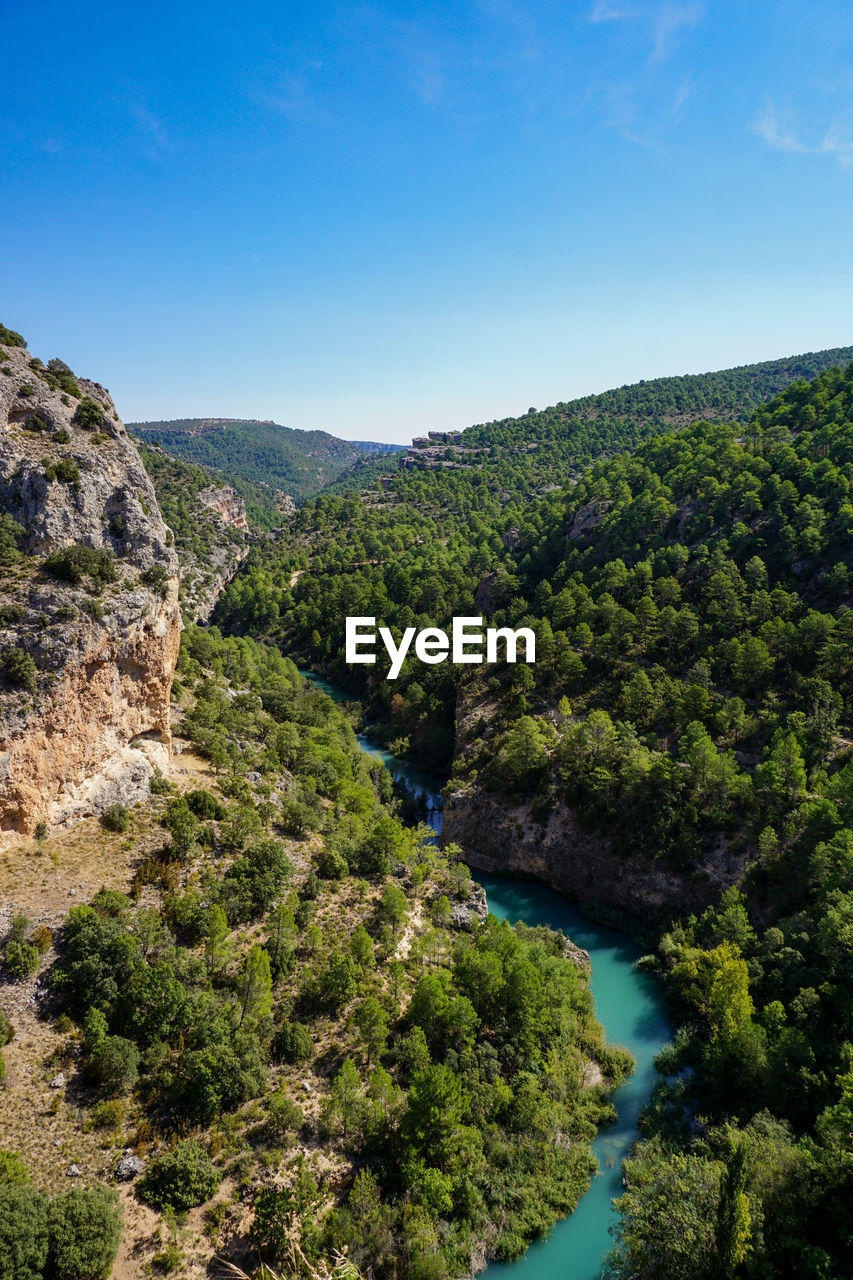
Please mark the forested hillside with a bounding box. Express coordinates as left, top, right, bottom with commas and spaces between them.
217, 361, 853, 1277
129, 418, 404, 508
0, 628, 624, 1278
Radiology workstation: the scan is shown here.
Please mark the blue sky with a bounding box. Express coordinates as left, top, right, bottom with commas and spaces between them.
3, 1, 853, 442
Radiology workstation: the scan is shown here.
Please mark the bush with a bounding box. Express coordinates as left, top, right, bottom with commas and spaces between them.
101, 804, 130, 834
139, 564, 171, 598
0, 1008, 14, 1045
185, 788, 225, 820
0, 1182, 49, 1279
2, 648, 37, 693
139, 1140, 220, 1211
90, 1099, 124, 1130
47, 1185, 123, 1280
272, 1021, 313, 1064
44, 359, 81, 398
73, 398, 104, 430
318, 848, 348, 880
0, 514, 24, 567
0, 323, 25, 347
86, 1035, 139, 1096
53, 427, 71, 444
43, 458, 80, 489
43, 545, 116, 589
149, 768, 173, 795
0, 1150, 29, 1184
5, 939, 39, 980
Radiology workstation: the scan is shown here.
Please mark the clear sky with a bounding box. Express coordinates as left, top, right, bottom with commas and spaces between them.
3, 1, 853, 443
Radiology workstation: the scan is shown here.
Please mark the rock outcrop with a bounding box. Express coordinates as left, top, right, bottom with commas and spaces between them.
197, 484, 249, 531
442, 787, 746, 920
0, 332, 181, 842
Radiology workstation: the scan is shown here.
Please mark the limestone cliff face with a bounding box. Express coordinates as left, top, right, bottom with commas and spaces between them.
0, 335, 181, 841
442, 787, 745, 920
197, 485, 249, 532
442, 683, 746, 921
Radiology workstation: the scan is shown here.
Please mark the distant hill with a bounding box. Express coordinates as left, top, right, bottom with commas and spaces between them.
127, 417, 404, 506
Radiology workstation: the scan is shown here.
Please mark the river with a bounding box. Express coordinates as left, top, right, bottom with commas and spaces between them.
300, 670, 670, 1280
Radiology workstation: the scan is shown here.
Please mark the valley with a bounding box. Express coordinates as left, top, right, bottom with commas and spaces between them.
2, 324, 853, 1279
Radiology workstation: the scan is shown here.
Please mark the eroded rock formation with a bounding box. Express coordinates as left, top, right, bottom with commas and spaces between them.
0, 335, 181, 841
197, 484, 249, 531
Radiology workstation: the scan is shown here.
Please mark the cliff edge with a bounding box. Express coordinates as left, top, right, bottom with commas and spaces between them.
0, 327, 181, 841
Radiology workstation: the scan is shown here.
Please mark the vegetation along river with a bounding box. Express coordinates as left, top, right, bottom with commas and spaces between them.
300, 670, 671, 1280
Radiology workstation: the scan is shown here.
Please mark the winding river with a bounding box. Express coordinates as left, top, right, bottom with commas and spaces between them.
301, 671, 670, 1280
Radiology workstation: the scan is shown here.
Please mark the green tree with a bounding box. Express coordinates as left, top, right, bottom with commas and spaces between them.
354, 996, 389, 1066
331, 1059, 363, 1141
0, 1182, 49, 1280
47, 1185, 123, 1280
139, 1140, 220, 1211
237, 945, 273, 1028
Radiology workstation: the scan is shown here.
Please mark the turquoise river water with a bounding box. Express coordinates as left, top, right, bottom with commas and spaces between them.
300, 671, 670, 1280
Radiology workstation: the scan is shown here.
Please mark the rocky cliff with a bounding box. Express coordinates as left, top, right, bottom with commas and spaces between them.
441, 682, 746, 922
197, 484, 249, 531
136, 444, 251, 623
442, 787, 745, 921
0, 328, 181, 841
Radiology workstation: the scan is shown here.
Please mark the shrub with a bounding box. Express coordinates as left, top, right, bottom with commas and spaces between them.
318, 847, 348, 879
43, 545, 116, 589
220, 839, 292, 924
185, 788, 225, 820
0, 1008, 14, 1045
272, 1021, 313, 1064
90, 1099, 124, 1130
140, 563, 170, 597
0, 515, 24, 568
53, 427, 71, 444
139, 1140, 220, 1211
0, 1150, 29, 1184
47, 1185, 123, 1280
101, 804, 130, 834
18, 383, 34, 398
0, 323, 25, 347
24, 413, 50, 433
2, 648, 37, 692
0, 1182, 49, 1279
73, 397, 104, 430
44, 358, 81, 399
5, 939, 39, 980
43, 458, 80, 489
86, 1034, 139, 1096
30, 926, 52, 954
149, 768, 173, 795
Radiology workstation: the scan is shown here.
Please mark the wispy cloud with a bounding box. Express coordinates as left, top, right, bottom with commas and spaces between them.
129, 101, 172, 155
588, 0, 639, 21
588, 0, 703, 63
477, 0, 542, 60
650, 2, 703, 65
753, 102, 853, 167
255, 70, 331, 126
406, 44, 447, 105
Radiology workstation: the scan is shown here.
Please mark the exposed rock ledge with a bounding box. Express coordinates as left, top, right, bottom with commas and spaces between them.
0, 336, 181, 842
442, 787, 747, 921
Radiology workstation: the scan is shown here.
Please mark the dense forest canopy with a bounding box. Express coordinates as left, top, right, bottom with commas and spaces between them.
215, 359, 853, 1278
129, 418, 403, 509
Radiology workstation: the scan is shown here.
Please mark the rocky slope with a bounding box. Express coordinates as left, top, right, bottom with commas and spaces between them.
136, 444, 252, 623
0, 328, 180, 841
